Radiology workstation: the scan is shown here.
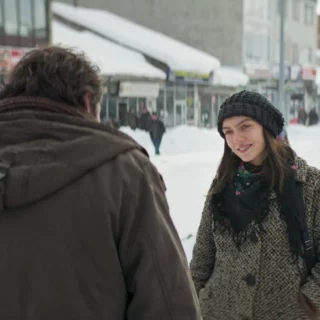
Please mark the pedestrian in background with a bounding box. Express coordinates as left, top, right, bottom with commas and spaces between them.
149, 112, 166, 155
0, 46, 201, 320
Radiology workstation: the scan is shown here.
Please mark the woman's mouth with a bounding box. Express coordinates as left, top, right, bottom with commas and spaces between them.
237, 145, 252, 153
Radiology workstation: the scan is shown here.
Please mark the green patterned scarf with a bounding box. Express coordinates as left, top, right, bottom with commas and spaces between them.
233, 162, 263, 196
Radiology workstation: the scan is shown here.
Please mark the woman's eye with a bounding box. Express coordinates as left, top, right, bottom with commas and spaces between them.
242, 125, 251, 130
224, 131, 232, 135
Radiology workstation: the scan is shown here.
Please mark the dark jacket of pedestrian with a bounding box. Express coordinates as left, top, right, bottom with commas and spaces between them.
126, 108, 139, 130
298, 108, 307, 125
149, 118, 166, 140
191, 90, 320, 320
309, 109, 319, 126
139, 108, 152, 131
0, 46, 201, 320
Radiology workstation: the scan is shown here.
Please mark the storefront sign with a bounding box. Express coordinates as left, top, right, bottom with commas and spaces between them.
118, 81, 160, 98
245, 67, 271, 80
167, 69, 213, 83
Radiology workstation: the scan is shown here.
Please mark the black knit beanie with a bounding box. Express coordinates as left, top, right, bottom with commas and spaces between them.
217, 90, 284, 138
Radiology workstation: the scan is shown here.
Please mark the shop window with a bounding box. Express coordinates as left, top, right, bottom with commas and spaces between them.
156, 90, 165, 121
4, 0, 19, 35
165, 85, 174, 127
107, 97, 117, 120
34, 0, 47, 39
19, 0, 33, 37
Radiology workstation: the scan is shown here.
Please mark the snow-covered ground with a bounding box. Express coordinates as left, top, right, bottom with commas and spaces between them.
121, 124, 320, 261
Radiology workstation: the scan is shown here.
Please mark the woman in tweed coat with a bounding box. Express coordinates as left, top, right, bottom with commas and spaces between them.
190, 91, 320, 320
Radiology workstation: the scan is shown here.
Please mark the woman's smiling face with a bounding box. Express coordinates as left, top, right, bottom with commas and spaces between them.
222, 116, 266, 166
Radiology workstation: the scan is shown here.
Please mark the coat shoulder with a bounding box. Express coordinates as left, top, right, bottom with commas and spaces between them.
295, 156, 320, 186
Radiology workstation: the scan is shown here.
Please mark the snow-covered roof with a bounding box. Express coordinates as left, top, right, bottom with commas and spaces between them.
213, 67, 249, 87
52, 20, 166, 79
52, 2, 221, 74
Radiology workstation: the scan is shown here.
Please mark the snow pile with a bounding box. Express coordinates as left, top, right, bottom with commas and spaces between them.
287, 125, 320, 168
52, 2, 220, 74
121, 125, 223, 156
52, 20, 165, 79
214, 66, 249, 87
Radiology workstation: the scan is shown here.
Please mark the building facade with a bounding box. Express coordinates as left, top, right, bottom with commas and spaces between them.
0, 0, 50, 74
59, 0, 318, 106
271, 0, 318, 121
57, 0, 244, 67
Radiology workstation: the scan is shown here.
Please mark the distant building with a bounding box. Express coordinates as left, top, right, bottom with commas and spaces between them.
0, 0, 50, 75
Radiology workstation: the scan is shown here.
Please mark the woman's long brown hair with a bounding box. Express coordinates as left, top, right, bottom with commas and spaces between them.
210, 129, 295, 195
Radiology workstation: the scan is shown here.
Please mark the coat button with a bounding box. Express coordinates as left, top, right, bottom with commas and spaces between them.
249, 231, 258, 244
243, 274, 256, 286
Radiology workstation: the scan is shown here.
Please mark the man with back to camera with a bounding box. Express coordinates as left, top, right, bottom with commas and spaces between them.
0, 46, 201, 319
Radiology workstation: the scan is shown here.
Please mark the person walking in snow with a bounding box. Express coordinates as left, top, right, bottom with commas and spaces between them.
0, 46, 201, 320
139, 105, 152, 131
125, 107, 139, 130
149, 112, 166, 155
190, 90, 320, 320
309, 108, 319, 126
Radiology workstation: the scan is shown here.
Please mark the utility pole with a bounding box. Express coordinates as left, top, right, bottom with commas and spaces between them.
279, 0, 286, 123
73, 0, 78, 7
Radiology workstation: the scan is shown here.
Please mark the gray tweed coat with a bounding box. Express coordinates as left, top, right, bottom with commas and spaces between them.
190, 156, 320, 320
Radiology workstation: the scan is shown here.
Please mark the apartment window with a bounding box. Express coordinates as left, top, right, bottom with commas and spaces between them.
4, 0, 19, 35
292, 43, 299, 63
310, 4, 314, 25
304, 3, 309, 24
19, 0, 33, 37
264, 0, 271, 21
34, 0, 47, 38
292, 0, 299, 20
245, 33, 270, 63
308, 47, 313, 63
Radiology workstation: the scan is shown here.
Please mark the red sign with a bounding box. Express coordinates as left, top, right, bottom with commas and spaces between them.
10, 49, 26, 69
